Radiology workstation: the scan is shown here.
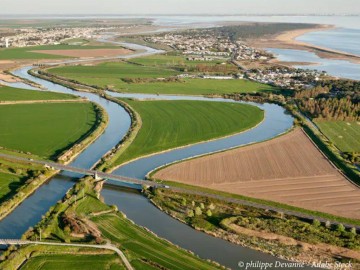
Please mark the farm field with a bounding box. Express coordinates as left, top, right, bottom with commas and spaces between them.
93, 212, 220, 270
0, 85, 76, 101
0, 157, 45, 202
20, 254, 123, 270
115, 99, 264, 165
153, 128, 360, 219
47, 61, 279, 95
130, 54, 233, 68
22, 180, 222, 270
0, 102, 97, 159
315, 120, 360, 153
0, 171, 22, 201
0, 44, 128, 60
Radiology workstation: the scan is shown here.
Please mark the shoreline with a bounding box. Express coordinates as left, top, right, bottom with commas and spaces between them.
250, 24, 360, 65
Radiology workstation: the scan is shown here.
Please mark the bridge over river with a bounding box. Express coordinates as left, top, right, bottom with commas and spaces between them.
1, 152, 359, 231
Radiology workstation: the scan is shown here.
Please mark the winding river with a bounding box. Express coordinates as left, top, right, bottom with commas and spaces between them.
0, 43, 305, 269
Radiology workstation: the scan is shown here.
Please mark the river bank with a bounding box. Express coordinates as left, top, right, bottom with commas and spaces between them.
146, 189, 360, 269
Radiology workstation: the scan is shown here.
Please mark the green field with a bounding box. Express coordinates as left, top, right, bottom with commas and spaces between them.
0, 86, 76, 101
115, 99, 264, 165
316, 121, 360, 153
130, 54, 230, 67
0, 171, 22, 201
93, 212, 219, 270
21, 180, 221, 270
0, 44, 123, 60
20, 254, 122, 270
47, 60, 278, 95
0, 103, 97, 159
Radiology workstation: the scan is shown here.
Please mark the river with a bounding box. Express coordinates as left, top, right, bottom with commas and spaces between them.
0, 44, 315, 269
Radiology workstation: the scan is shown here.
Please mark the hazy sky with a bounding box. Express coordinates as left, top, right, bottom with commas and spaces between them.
1, 0, 359, 15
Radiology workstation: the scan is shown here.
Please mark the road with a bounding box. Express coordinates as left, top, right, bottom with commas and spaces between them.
1, 152, 359, 230
0, 239, 134, 270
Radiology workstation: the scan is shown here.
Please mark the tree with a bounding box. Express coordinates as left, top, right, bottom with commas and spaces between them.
182, 198, 187, 206
312, 219, 321, 227
206, 210, 212, 217
336, 223, 345, 233
187, 209, 194, 218
200, 203, 205, 209
195, 207, 202, 216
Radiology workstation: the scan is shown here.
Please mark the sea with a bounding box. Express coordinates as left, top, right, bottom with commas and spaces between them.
148, 15, 360, 80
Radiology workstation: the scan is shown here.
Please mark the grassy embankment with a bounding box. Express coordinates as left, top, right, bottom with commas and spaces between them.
147, 189, 360, 265
315, 120, 360, 153
46, 54, 279, 95
0, 43, 125, 60
102, 99, 264, 168
0, 245, 123, 270
0, 86, 108, 220
2, 178, 223, 270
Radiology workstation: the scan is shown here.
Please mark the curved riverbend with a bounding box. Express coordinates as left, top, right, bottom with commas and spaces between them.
0, 45, 301, 269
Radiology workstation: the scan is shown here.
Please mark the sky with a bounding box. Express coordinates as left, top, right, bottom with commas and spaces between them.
1, 0, 359, 15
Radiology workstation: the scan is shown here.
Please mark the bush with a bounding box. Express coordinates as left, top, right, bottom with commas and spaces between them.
187, 209, 194, 218
206, 210, 212, 217
336, 223, 346, 233
195, 207, 202, 216
312, 219, 321, 227
200, 203, 205, 209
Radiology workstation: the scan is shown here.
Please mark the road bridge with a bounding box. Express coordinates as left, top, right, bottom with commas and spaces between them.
1, 153, 359, 230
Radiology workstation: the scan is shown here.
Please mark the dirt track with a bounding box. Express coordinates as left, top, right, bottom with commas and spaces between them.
154, 129, 360, 219
32, 48, 132, 58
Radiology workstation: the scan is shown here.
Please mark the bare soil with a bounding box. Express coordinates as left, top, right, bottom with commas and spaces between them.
154, 129, 360, 219
31, 48, 132, 58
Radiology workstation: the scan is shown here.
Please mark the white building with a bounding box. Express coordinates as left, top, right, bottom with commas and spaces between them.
5, 38, 9, 48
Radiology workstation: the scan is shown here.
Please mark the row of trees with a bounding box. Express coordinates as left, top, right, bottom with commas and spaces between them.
297, 97, 360, 121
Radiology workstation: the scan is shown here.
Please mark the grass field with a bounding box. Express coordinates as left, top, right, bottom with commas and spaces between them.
0, 244, 123, 270
24, 179, 222, 270
0, 44, 123, 60
315, 121, 360, 153
115, 99, 264, 165
93, 212, 220, 270
20, 254, 122, 270
0, 85, 76, 101
47, 61, 278, 95
130, 54, 230, 67
0, 171, 22, 201
0, 103, 97, 159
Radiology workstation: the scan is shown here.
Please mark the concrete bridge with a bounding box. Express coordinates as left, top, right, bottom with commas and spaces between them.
0, 153, 158, 188
1, 153, 360, 231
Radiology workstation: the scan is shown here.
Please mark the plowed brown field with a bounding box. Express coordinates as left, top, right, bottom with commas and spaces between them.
32, 48, 132, 58
154, 128, 360, 219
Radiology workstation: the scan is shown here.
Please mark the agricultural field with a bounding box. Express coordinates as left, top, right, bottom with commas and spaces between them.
153, 128, 360, 219
47, 60, 279, 95
0, 244, 122, 270
315, 120, 360, 153
20, 254, 123, 270
18, 179, 221, 270
0, 85, 76, 101
115, 99, 264, 165
0, 158, 44, 202
0, 102, 97, 159
130, 54, 233, 68
0, 44, 129, 60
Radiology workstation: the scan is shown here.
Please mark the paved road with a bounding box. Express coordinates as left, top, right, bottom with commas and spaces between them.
1, 152, 359, 230
0, 239, 133, 270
